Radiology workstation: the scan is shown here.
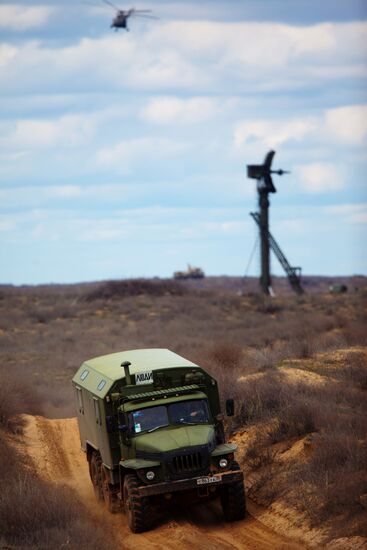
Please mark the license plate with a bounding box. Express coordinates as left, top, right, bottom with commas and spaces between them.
197, 475, 222, 486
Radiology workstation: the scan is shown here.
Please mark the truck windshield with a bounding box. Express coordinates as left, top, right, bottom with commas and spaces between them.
129, 405, 168, 434
128, 399, 210, 434
170, 399, 209, 425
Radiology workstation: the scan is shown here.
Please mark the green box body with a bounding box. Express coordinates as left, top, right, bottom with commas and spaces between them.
72, 348, 238, 491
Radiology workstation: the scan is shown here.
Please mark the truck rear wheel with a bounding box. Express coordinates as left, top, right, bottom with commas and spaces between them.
123, 473, 150, 533
220, 461, 246, 522
101, 464, 119, 513
89, 451, 103, 502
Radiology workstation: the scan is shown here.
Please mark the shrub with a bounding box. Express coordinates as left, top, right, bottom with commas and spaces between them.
207, 343, 242, 370
85, 278, 186, 300
268, 401, 315, 443
338, 351, 367, 390
291, 431, 367, 527
0, 438, 116, 550
238, 363, 367, 536
235, 373, 317, 439
0, 473, 115, 549
0, 366, 42, 433
244, 428, 278, 470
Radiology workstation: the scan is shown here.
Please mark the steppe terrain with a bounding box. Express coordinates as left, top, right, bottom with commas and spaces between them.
0, 276, 366, 549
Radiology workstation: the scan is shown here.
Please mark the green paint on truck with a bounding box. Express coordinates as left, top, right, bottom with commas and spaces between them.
72, 348, 246, 533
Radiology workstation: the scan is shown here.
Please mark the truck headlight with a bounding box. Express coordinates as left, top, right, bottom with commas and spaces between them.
219, 458, 228, 468
146, 470, 155, 481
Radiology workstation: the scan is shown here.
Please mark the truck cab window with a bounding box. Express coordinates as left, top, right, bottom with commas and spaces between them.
128, 405, 168, 434
169, 399, 209, 425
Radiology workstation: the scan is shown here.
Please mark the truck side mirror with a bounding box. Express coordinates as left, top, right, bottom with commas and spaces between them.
225, 398, 235, 417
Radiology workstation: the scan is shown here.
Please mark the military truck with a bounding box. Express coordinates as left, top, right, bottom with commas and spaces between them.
173, 264, 205, 280
329, 283, 348, 294
72, 348, 245, 533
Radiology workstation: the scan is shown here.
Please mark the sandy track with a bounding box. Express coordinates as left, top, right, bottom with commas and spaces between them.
22, 415, 307, 550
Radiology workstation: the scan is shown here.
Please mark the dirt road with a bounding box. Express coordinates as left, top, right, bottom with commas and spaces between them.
22, 415, 307, 550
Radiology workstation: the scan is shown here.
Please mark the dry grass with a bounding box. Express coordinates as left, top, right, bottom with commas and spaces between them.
290, 429, 367, 533
0, 366, 43, 433
0, 436, 117, 549
336, 351, 367, 389
85, 278, 186, 300
0, 276, 366, 542
230, 357, 367, 539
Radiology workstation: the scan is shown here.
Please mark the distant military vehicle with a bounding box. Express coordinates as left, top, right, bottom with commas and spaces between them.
73, 349, 245, 532
329, 283, 348, 294
174, 264, 205, 280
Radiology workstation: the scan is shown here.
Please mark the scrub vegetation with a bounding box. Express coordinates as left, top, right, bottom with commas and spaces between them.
0, 437, 114, 550
0, 275, 366, 546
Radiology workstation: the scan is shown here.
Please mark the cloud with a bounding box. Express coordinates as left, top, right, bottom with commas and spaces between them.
0, 114, 96, 150
234, 117, 316, 150
140, 96, 218, 125
0, 20, 366, 94
324, 105, 367, 146
0, 204, 252, 246
143, 21, 367, 89
325, 203, 367, 224
0, 184, 99, 211
97, 137, 190, 173
45, 185, 82, 198
233, 104, 367, 156
0, 4, 55, 31
0, 220, 15, 232
0, 43, 18, 67
297, 163, 344, 193
78, 220, 129, 242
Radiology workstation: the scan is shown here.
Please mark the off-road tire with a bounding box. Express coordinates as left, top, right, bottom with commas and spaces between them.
123, 473, 151, 533
220, 461, 246, 521
89, 451, 103, 502
100, 464, 119, 513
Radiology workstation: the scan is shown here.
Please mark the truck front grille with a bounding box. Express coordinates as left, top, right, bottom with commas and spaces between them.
172, 452, 203, 474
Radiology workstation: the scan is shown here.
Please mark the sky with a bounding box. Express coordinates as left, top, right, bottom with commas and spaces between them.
0, 0, 366, 284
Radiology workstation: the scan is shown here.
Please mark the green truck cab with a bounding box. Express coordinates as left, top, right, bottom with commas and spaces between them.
72, 348, 245, 532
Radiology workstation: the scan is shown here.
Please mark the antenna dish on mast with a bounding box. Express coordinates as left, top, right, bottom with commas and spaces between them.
246, 150, 303, 296
247, 150, 290, 193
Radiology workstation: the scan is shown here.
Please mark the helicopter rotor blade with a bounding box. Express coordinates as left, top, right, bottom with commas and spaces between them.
82, 1, 105, 8
103, 0, 122, 11
131, 13, 159, 19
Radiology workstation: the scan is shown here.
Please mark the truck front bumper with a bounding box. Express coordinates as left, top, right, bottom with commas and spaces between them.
138, 469, 243, 498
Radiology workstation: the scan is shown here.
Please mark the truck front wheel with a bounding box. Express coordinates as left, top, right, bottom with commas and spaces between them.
123, 473, 150, 533
220, 462, 246, 521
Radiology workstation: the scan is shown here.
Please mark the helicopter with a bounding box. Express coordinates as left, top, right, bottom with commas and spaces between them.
94, 0, 157, 31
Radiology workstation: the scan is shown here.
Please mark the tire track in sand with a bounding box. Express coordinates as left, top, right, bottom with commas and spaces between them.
21, 414, 308, 550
